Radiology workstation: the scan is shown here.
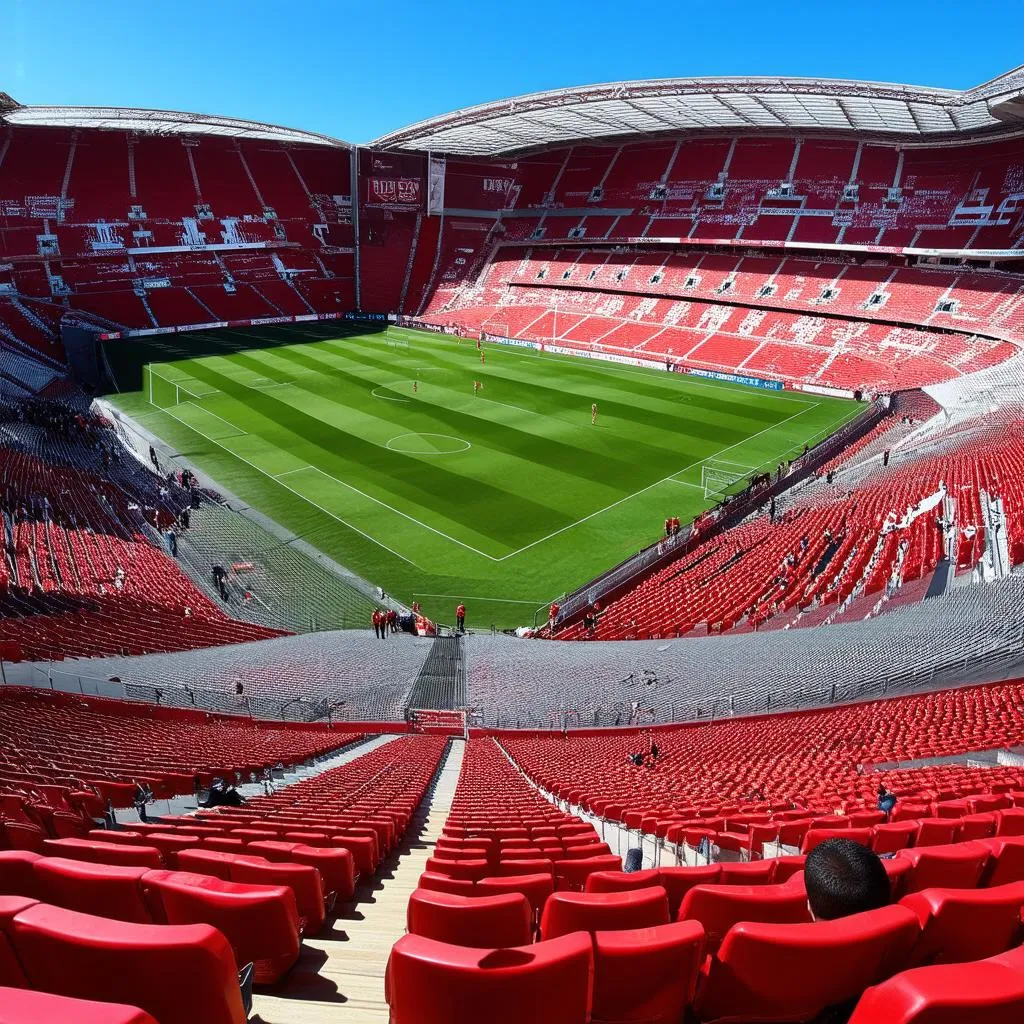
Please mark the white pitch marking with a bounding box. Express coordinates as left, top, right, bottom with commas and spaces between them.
493, 402, 818, 562
385, 433, 472, 455
279, 466, 501, 562
155, 408, 424, 570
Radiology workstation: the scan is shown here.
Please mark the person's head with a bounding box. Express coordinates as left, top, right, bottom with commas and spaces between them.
805, 839, 890, 921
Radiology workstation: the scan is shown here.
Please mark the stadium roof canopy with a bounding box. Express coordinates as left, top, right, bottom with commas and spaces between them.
0, 99, 345, 147
374, 66, 1024, 157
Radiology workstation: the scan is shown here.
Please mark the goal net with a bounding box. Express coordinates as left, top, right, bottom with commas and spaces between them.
701, 458, 757, 500
145, 365, 218, 409
383, 326, 411, 348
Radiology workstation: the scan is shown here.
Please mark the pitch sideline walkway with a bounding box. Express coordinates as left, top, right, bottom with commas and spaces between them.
251, 737, 466, 1023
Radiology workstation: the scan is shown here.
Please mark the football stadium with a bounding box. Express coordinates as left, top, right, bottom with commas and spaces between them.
2, 15, 1024, 1022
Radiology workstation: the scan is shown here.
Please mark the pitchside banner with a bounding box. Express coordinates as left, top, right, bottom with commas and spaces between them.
365, 177, 422, 210
687, 368, 784, 391
483, 334, 541, 351
427, 156, 446, 215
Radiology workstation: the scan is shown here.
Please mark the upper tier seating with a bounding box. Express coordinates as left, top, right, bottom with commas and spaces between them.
0, 126, 356, 332
422, 249, 1018, 393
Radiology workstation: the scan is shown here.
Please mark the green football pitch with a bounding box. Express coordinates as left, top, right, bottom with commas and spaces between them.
102, 323, 862, 630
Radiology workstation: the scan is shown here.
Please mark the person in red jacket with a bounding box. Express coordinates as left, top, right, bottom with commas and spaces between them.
456, 603, 466, 632
372, 609, 382, 639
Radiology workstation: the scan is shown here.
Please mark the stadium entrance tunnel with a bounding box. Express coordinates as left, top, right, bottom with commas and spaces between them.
385, 433, 472, 455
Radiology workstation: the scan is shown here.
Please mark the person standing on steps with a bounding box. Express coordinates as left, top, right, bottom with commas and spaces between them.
456, 602, 466, 632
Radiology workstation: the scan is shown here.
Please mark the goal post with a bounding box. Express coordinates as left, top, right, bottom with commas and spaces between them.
146, 364, 184, 409
383, 325, 410, 349
145, 365, 216, 409
700, 458, 759, 501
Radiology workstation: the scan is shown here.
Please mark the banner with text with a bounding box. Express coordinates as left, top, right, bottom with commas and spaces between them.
686, 368, 784, 391
365, 177, 422, 210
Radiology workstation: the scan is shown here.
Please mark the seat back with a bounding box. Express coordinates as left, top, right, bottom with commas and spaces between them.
33, 858, 152, 924
898, 843, 989, 894
407, 889, 531, 949
41, 839, 163, 869
386, 931, 593, 1024
0, 896, 39, 986
552, 854, 622, 892
0, 986, 159, 1024
978, 837, 1024, 887
801, 827, 874, 854
915, 820, 960, 847
592, 920, 704, 1024
476, 874, 554, 921
584, 869, 660, 895
717, 860, 774, 884
418, 872, 477, 897
140, 870, 300, 984
696, 905, 921, 1023
541, 886, 670, 941
679, 883, 811, 951
9, 902, 247, 1024
848, 942, 1024, 1023
900, 881, 1024, 966
872, 823, 918, 855
0, 850, 42, 899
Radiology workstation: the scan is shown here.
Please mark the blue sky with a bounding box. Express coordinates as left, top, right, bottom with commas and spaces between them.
3, 0, 1022, 143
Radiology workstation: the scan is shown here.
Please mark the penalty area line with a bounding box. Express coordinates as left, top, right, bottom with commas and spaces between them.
156, 410, 425, 571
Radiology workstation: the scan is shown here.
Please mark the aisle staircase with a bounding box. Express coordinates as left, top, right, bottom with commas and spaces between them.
251, 738, 466, 1023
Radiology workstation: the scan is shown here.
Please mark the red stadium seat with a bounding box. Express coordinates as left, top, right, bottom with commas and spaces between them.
33, 857, 152, 924
849, 943, 1024, 1023
591, 920, 705, 1024
246, 841, 355, 902
695, 905, 921, 1022
900, 881, 1024, 965
476, 874, 554, 922
540, 886, 670, 941
140, 869, 300, 984
417, 872, 478, 897
0, 986, 159, 1024
41, 839, 163, 869
407, 889, 532, 948
0, 896, 38, 987
0, 850, 42, 899
897, 843, 990, 894
678, 882, 811, 951
176, 849, 326, 934
385, 932, 593, 1024
4, 902, 247, 1024
978, 837, 1024, 887
553, 855, 622, 892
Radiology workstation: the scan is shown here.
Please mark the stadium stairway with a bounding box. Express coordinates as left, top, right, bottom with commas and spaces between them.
406, 635, 467, 712
250, 738, 466, 1023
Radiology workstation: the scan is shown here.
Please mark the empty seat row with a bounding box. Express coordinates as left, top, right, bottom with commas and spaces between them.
0, 850, 300, 984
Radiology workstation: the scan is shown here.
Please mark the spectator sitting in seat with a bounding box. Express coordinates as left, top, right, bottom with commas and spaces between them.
877, 782, 897, 818
805, 838, 890, 921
